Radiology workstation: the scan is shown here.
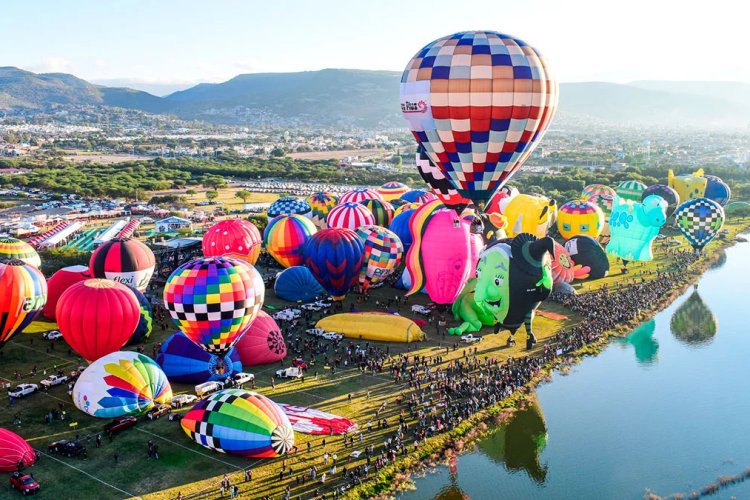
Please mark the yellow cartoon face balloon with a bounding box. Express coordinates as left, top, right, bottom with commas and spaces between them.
668, 169, 707, 202
503, 194, 557, 238
556, 199, 604, 241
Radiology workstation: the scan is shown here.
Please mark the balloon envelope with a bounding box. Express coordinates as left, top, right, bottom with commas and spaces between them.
582, 184, 616, 213
42, 265, 89, 320
268, 196, 310, 218
57, 279, 140, 361
642, 184, 680, 216
156, 331, 243, 384
415, 145, 472, 209
360, 198, 394, 227
274, 266, 325, 302
234, 311, 287, 366
0, 428, 36, 471
616, 181, 647, 202
302, 228, 365, 300
703, 175, 731, 206
674, 198, 725, 251
181, 389, 294, 458
0, 237, 40, 268
306, 192, 339, 229
202, 219, 262, 264
326, 202, 375, 230
73, 351, 172, 418
355, 225, 404, 288
338, 188, 383, 205
389, 209, 416, 253
556, 199, 604, 240
264, 214, 317, 268
0, 260, 46, 349
89, 238, 155, 292
564, 235, 609, 279
607, 195, 667, 262
378, 182, 410, 201
126, 287, 154, 345
164, 257, 265, 355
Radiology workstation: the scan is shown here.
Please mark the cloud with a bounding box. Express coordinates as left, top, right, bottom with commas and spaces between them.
28, 56, 75, 74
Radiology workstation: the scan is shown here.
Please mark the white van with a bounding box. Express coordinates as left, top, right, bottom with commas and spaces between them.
195, 380, 224, 398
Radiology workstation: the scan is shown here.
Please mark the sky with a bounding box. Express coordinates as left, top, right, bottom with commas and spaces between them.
3, 0, 748, 94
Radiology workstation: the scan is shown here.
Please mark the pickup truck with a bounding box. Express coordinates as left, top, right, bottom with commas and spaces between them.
275, 367, 304, 379
42, 330, 63, 340
228, 372, 254, 388
9, 472, 40, 495
411, 305, 432, 315
8, 383, 38, 398
460, 334, 482, 344
171, 394, 199, 408
103, 415, 137, 435
40, 374, 69, 388
195, 380, 224, 398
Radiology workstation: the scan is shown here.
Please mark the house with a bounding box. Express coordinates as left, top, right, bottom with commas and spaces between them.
155, 216, 193, 233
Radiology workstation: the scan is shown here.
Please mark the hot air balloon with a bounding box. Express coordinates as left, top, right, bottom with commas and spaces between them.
89, 238, 155, 292
556, 199, 604, 240
56, 279, 140, 361
0, 260, 46, 349
181, 389, 294, 458
156, 331, 243, 384
415, 145, 472, 210
202, 219, 262, 264
486, 186, 519, 215
401, 31, 558, 205
642, 184, 680, 217
234, 311, 287, 366
274, 266, 326, 302
326, 202, 375, 230
306, 192, 339, 229
564, 235, 609, 279
582, 184, 616, 213
462, 216, 486, 273
360, 198, 394, 227
406, 201, 471, 305
503, 194, 556, 238
0, 237, 40, 268
378, 182, 410, 201
268, 196, 311, 218
0, 428, 36, 471
355, 225, 404, 289
674, 198, 725, 251
72, 351, 172, 418
670, 289, 717, 346
339, 188, 383, 205
393, 202, 421, 218
389, 208, 416, 254
126, 287, 154, 345
668, 169, 707, 202
551, 240, 590, 284
449, 234, 554, 342
42, 265, 89, 320
264, 214, 317, 268
401, 190, 437, 204
703, 175, 731, 206
164, 257, 265, 354
302, 228, 365, 300
616, 181, 647, 202
607, 195, 667, 262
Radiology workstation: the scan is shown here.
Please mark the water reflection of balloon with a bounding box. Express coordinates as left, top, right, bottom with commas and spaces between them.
618, 320, 658, 365
670, 290, 717, 346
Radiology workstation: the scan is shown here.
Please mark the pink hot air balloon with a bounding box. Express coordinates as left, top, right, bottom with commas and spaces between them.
406, 201, 471, 305
462, 219, 485, 276
234, 311, 287, 366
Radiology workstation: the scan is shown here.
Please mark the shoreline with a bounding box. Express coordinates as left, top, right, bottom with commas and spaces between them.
345, 222, 750, 500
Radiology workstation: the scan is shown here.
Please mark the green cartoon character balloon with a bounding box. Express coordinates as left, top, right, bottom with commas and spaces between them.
449, 233, 554, 344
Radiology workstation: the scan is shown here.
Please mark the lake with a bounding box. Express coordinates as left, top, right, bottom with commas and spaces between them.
401, 238, 750, 500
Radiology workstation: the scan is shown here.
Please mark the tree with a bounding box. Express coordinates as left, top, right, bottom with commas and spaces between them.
205, 190, 219, 203
235, 190, 251, 205
186, 189, 197, 195
270, 148, 285, 157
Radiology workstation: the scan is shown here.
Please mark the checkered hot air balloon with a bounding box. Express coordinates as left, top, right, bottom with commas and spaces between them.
0, 237, 41, 268
674, 198, 725, 251
181, 389, 294, 458
338, 188, 383, 205
264, 215, 317, 268
401, 31, 558, 205
0, 260, 46, 349
582, 184, 616, 213
326, 202, 375, 230
355, 225, 404, 289
267, 196, 311, 218
415, 145, 472, 210
163, 257, 265, 355
306, 192, 339, 229
616, 181, 647, 202
378, 182, 410, 201
360, 198, 394, 227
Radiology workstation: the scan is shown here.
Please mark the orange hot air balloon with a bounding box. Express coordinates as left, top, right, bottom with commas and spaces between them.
0, 260, 47, 349
56, 279, 140, 362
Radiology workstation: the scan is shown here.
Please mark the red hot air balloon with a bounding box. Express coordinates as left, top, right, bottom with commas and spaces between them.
43, 265, 90, 320
202, 219, 262, 265
0, 260, 47, 349
234, 311, 287, 366
401, 31, 558, 205
89, 238, 155, 292
56, 279, 140, 362
0, 428, 37, 471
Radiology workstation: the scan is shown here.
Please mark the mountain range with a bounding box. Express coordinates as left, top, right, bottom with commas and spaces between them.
2, 66, 749, 129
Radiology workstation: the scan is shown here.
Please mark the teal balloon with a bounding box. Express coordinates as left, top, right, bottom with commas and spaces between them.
607, 195, 667, 262
618, 320, 658, 365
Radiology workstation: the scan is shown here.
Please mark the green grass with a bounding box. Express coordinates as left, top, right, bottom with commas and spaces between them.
1, 218, 747, 499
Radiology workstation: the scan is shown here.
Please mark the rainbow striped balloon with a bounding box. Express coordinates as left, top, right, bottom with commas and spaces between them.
393, 202, 422, 218
182, 389, 295, 458
0, 260, 47, 348
326, 202, 375, 230
264, 214, 317, 268
306, 192, 339, 229
378, 182, 410, 201
355, 225, 404, 289
360, 198, 394, 227
164, 257, 265, 354
0, 237, 41, 268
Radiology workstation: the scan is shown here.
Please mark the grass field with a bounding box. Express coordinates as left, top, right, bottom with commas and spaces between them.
1, 218, 746, 500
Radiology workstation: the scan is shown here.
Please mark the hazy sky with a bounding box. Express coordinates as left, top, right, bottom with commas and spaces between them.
3, 0, 748, 93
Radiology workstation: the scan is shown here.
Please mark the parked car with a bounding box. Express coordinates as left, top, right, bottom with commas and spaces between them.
320, 332, 343, 341
273, 309, 301, 321
42, 330, 63, 341
9, 472, 39, 495
275, 367, 304, 379
228, 372, 254, 388
411, 305, 432, 315
103, 415, 137, 435
171, 394, 199, 408
146, 404, 171, 420
48, 439, 86, 458
8, 384, 38, 398
314, 300, 332, 308
40, 374, 69, 388
306, 328, 325, 337
460, 334, 482, 344
195, 380, 224, 398
300, 303, 322, 311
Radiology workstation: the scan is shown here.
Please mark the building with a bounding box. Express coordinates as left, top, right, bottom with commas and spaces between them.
154, 216, 193, 233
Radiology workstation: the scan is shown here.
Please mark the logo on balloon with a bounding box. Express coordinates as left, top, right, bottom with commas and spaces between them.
401, 100, 428, 113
